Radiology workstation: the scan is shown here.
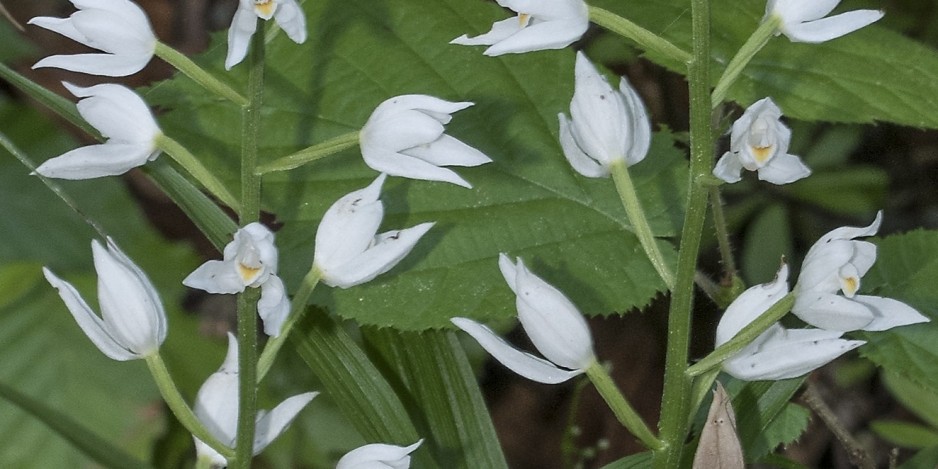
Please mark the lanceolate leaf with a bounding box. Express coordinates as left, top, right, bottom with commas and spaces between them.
147, 0, 687, 330
590, 0, 938, 128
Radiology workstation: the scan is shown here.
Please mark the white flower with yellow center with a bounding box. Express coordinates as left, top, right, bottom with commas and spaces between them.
450, 0, 588, 56
183, 223, 290, 337
225, 0, 306, 69
765, 0, 883, 44
793, 212, 930, 332
713, 97, 811, 185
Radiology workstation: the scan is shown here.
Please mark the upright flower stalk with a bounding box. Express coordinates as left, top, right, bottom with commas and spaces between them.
558, 52, 674, 289
655, 0, 713, 465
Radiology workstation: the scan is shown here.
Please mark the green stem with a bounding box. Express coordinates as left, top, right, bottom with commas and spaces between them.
708, 186, 736, 278
686, 293, 794, 377
154, 42, 248, 107
145, 354, 234, 460
257, 267, 322, 382
256, 131, 360, 174
154, 134, 240, 211
588, 6, 692, 66
610, 161, 675, 290
586, 362, 664, 450
710, 16, 780, 108
232, 21, 267, 469
653, 0, 713, 465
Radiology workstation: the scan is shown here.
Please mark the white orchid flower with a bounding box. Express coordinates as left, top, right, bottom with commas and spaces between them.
765, 0, 883, 44
713, 97, 811, 185
29, 0, 156, 77
359, 95, 492, 188
450, 0, 588, 56
42, 238, 167, 361
452, 254, 596, 385
336, 440, 423, 469
183, 223, 290, 337
193, 334, 317, 467
34, 83, 161, 180
313, 174, 434, 288
793, 212, 930, 332
226, 0, 306, 70
717, 264, 865, 381
558, 51, 651, 178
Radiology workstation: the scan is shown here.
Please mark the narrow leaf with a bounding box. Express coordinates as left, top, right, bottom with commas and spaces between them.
365, 328, 508, 469
0, 381, 150, 469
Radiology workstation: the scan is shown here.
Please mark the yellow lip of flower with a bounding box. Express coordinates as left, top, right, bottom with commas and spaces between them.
751, 144, 774, 164
238, 262, 263, 284
518, 13, 531, 27
254, 0, 276, 19
840, 275, 859, 298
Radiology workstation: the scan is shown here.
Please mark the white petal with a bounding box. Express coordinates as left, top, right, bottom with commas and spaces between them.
451, 318, 583, 384
42, 267, 137, 361
28, 16, 89, 45
716, 264, 789, 345
253, 392, 317, 453
401, 134, 492, 168
364, 110, 445, 153
93, 239, 165, 356
64, 82, 159, 142
559, 113, 607, 178
712, 152, 743, 183
619, 76, 652, 165
273, 0, 307, 44
314, 175, 386, 273
817, 211, 883, 245
370, 95, 473, 122
568, 52, 627, 165
792, 292, 874, 331
258, 276, 290, 337
772, 0, 840, 24
757, 152, 811, 184
797, 239, 857, 294
513, 260, 595, 370
483, 17, 586, 55
364, 150, 474, 188
322, 222, 434, 288
337, 440, 423, 469
498, 253, 520, 294
183, 259, 245, 294
450, 17, 522, 47
783, 10, 883, 43
34, 142, 156, 179
32, 52, 150, 76
225, 5, 258, 70
724, 325, 864, 380
69, 8, 153, 55
194, 334, 239, 465
853, 295, 930, 332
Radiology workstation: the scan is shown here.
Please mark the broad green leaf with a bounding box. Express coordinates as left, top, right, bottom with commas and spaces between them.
721, 376, 806, 461
364, 328, 507, 468
870, 420, 938, 449
592, 0, 938, 128
147, 0, 687, 330
857, 230, 938, 393
741, 204, 792, 284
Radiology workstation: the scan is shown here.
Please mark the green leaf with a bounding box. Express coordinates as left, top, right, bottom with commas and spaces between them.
884, 371, 938, 430
289, 309, 427, 462
0, 380, 150, 469
600, 451, 652, 469
591, 0, 938, 128
741, 204, 792, 284
364, 328, 507, 469
147, 0, 687, 330
900, 446, 938, 469
721, 376, 807, 461
871, 420, 938, 449
857, 230, 938, 393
